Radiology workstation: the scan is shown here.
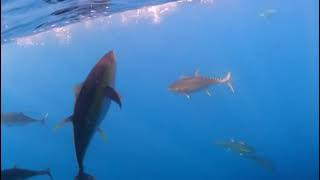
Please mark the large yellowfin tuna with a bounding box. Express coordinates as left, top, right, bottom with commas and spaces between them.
60, 51, 121, 180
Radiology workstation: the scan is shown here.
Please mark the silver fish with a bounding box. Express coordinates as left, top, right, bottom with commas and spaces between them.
1, 112, 48, 127
169, 70, 234, 99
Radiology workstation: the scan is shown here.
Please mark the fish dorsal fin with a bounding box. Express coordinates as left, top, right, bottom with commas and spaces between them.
104, 86, 122, 108
73, 82, 84, 100
195, 69, 200, 77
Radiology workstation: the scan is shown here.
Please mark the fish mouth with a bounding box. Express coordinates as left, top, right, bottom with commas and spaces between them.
109, 50, 116, 61
100, 50, 116, 66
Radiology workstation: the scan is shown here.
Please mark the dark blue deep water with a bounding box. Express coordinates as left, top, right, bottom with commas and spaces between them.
1, 0, 319, 179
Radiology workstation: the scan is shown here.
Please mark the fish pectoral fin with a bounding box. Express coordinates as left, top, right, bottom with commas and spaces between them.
104, 86, 122, 108
97, 128, 108, 143
53, 115, 73, 131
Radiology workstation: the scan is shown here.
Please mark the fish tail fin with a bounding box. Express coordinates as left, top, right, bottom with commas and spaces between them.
245, 155, 276, 172
46, 168, 54, 180
41, 113, 49, 126
75, 170, 95, 180
222, 72, 234, 93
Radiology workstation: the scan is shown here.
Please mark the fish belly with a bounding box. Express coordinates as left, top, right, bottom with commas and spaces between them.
185, 84, 209, 93
95, 98, 111, 130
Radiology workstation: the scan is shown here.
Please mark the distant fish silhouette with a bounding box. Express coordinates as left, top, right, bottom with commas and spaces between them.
60, 51, 121, 179
1, 166, 53, 180
214, 138, 275, 172
214, 139, 255, 156
168, 70, 234, 99
1, 112, 48, 127
259, 9, 277, 19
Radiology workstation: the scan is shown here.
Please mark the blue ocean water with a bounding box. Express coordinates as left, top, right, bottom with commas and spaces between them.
1, 0, 319, 179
